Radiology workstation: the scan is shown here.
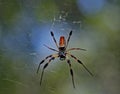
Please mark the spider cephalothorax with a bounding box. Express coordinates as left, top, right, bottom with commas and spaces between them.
37, 31, 93, 88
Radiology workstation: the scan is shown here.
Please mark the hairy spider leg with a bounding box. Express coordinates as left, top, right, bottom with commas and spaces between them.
36, 55, 52, 74
66, 53, 93, 76
67, 48, 87, 52
40, 54, 59, 85
67, 59, 75, 88
66, 31, 72, 48
51, 31, 59, 49
43, 44, 59, 52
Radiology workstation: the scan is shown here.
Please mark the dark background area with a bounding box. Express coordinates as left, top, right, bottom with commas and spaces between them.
0, 0, 120, 94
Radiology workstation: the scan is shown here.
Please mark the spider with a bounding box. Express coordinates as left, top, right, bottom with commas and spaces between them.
37, 31, 93, 88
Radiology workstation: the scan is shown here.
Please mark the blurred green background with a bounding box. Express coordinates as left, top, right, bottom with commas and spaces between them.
0, 0, 120, 94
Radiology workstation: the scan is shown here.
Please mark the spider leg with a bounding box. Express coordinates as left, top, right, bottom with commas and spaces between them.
67, 59, 75, 88
44, 44, 59, 52
36, 54, 53, 74
50, 31, 59, 49
36, 54, 58, 73
67, 48, 86, 52
66, 53, 93, 76
66, 31, 72, 48
40, 54, 58, 85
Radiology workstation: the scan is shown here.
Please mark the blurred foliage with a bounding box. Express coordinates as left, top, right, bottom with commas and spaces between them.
0, 0, 20, 25
35, 0, 59, 22
0, 0, 120, 94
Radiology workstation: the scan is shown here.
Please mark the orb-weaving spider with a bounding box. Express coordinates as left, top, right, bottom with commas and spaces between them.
37, 31, 93, 88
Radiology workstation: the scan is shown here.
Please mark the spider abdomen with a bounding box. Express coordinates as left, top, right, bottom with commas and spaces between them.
59, 36, 66, 47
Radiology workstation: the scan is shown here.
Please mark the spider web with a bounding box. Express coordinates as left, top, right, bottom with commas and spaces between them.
50, 10, 82, 32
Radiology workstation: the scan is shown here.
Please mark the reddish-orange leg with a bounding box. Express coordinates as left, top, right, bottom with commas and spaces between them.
37, 31, 93, 88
